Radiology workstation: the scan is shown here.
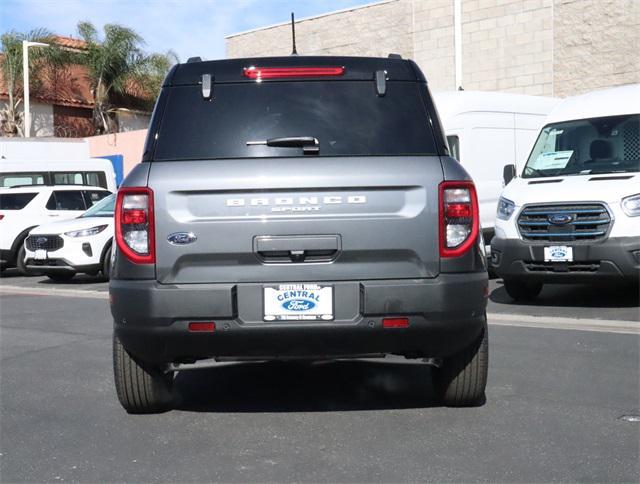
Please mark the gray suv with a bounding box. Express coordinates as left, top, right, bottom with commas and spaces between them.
110, 56, 489, 413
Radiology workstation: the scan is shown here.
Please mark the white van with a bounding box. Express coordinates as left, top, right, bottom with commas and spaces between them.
491, 84, 640, 300
0, 158, 117, 192
0, 137, 90, 160
434, 91, 559, 241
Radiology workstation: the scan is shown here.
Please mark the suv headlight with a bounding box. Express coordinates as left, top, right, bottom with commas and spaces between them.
621, 194, 640, 217
496, 197, 516, 220
65, 225, 108, 238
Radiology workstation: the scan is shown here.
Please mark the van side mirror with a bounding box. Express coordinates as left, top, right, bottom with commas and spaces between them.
503, 164, 516, 185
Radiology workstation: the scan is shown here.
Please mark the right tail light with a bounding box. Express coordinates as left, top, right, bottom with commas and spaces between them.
439, 181, 479, 258
115, 187, 155, 264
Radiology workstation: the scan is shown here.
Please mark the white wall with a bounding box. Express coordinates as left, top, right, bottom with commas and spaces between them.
116, 111, 151, 132
0, 100, 54, 137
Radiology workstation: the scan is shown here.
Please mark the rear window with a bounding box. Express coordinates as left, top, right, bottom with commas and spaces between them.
83, 190, 110, 206
153, 81, 437, 160
46, 191, 87, 211
0, 192, 37, 210
1, 173, 45, 187
52, 172, 84, 185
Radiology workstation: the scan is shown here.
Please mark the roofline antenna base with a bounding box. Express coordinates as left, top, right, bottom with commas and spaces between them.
290, 12, 298, 56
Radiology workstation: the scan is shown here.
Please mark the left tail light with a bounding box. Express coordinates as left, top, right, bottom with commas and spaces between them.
115, 187, 155, 264
439, 181, 479, 258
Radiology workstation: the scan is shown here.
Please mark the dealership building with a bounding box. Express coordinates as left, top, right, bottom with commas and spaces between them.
226, 0, 639, 97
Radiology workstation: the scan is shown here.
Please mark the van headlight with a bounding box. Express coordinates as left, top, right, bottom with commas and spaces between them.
497, 197, 516, 220
65, 225, 108, 237
621, 194, 640, 217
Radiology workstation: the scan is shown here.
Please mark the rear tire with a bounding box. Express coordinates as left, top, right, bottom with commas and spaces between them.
46, 272, 75, 282
433, 319, 488, 407
113, 334, 174, 414
503, 278, 543, 301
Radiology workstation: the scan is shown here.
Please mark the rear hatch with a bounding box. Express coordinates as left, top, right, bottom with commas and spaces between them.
146, 57, 444, 284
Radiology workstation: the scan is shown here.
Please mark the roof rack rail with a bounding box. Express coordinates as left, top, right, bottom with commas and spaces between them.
187, 56, 202, 63
388, 53, 402, 59
2, 184, 107, 189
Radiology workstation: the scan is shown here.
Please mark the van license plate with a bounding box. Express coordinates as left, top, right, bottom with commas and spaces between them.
34, 249, 47, 260
544, 246, 573, 262
263, 284, 333, 321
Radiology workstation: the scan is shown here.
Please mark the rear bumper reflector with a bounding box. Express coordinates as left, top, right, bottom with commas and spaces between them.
382, 318, 409, 329
188, 322, 216, 332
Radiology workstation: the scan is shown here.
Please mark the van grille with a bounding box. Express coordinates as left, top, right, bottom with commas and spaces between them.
517, 203, 611, 242
524, 261, 601, 273
26, 235, 64, 252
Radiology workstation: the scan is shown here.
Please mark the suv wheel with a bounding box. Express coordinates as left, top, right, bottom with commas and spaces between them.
503, 278, 543, 301
113, 334, 174, 414
433, 319, 488, 407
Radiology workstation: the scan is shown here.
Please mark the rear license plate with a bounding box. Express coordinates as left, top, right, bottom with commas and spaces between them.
544, 246, 573, 262
34, 249, 47, 260
263, 284, 333, 321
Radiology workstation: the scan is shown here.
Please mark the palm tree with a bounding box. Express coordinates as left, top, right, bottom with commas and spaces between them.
136, 50, 179, 111
76, 22, 150, 134
0, 28, 62, 136
76, 22, 178, 134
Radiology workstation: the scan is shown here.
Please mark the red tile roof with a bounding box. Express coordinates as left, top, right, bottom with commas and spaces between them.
51, 35, 88, 50
0, 55, 94, 107
0, 34, 152, 109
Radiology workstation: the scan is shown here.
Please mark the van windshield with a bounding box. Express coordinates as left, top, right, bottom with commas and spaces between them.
522, 114, 639, 178
153, 81, 437, 160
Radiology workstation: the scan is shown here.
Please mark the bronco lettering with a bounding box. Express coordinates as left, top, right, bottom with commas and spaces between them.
225, 195, 367, 207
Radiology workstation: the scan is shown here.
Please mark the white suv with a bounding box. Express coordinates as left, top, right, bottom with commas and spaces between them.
0, 185, 111, 274
24, 194, 115, 281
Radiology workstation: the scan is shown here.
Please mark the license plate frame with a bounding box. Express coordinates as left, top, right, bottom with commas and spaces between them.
544, 245, 573, 262
263, 283, 334, 321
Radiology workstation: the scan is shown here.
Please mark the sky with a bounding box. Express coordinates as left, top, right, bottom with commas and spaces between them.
2, 0, 371, 60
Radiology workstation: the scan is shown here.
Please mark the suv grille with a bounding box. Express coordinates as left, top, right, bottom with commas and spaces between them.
518, 203, 611, 242
26, 235, 64, 252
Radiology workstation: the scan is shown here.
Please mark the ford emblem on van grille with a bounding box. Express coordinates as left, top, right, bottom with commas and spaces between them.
548, 213, 573, 225
167, 232, 197, 245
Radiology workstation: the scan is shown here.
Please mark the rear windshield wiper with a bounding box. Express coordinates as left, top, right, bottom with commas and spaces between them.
247, 136, 319, 155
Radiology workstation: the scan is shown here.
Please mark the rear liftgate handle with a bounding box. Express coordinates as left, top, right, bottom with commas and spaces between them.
253, 235, 341, 263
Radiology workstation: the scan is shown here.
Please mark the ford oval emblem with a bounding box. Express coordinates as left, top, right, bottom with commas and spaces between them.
548, 213, 573, 225
167, 232, 197, 245
282, 299, 316, 311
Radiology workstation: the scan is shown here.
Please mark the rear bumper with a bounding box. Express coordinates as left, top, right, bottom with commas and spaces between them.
110, 273, 488, 364
490, 236, 640, 283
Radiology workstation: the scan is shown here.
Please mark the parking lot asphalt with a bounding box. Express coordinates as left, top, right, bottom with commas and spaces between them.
1, 272, 639, 482
0, 285, 638, 483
